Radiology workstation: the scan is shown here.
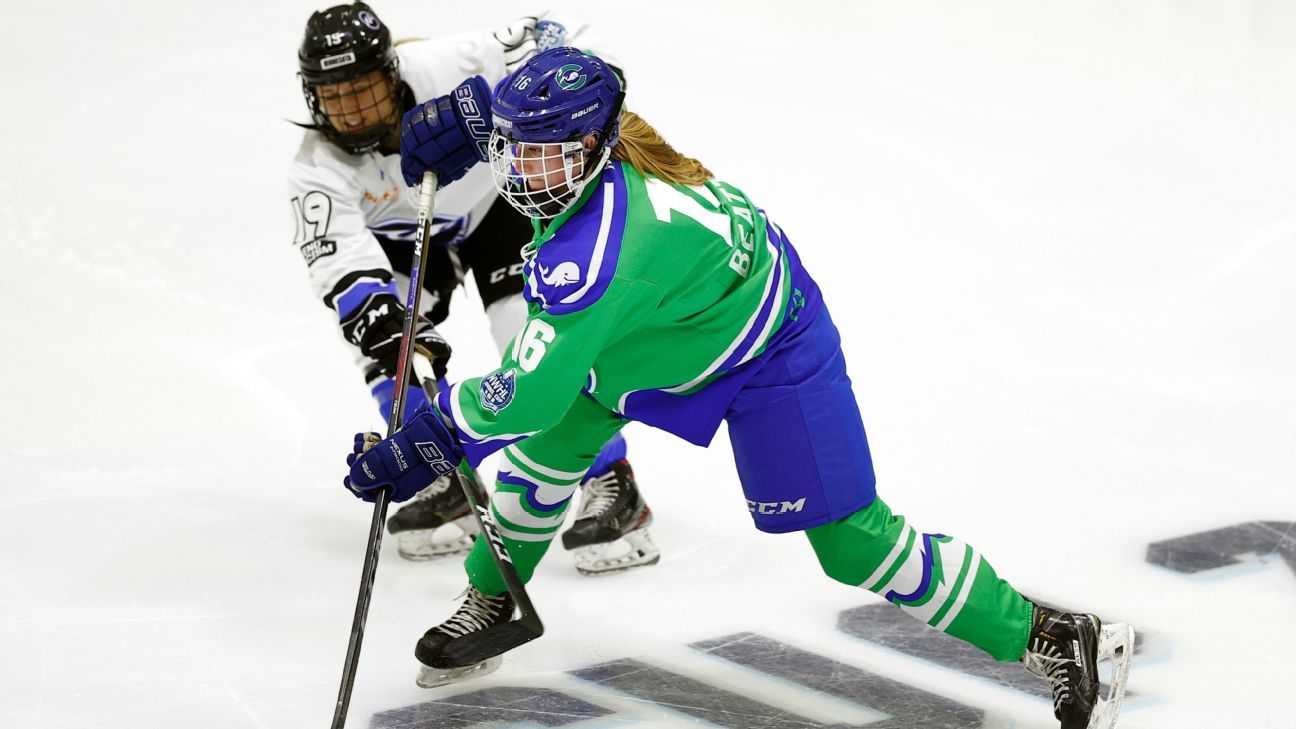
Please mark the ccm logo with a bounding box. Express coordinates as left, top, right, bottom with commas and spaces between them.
747, 498, 806, 515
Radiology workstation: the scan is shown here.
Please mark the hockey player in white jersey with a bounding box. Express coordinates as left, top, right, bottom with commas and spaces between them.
288, 2, 659, 574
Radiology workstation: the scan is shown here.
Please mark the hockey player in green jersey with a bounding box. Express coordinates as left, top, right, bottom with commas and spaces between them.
344, 48, 1135, 728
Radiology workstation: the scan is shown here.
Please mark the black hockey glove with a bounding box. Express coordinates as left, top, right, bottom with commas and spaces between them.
340, 292, 452, 380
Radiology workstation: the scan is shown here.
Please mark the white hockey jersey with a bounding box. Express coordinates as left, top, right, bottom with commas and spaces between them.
286, 14, 613, 321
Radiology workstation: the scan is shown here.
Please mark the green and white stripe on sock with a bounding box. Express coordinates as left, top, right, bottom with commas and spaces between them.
489, 445, 583, 542
859, 524, 982, 632
806, 497, 1031, 661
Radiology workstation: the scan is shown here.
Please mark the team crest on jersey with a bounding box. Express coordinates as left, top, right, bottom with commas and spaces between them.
480, 369, 517, 413
538, 261, 580, 287
557, 64, 588, 91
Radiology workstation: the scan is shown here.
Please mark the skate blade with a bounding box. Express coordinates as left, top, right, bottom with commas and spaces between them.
1087, 623, 1135, 729
415, 655, 503, 689
572, 528, 661, 576
395, 516, 480, 561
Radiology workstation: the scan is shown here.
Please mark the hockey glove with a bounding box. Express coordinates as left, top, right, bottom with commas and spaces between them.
345, 409, 463, 503
493, 16, 539, 73
399, 75, 493, 188
494, 16, 569, 72
340, 292, 452, 380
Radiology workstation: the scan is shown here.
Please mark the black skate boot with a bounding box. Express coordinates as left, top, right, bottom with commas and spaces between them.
1022, 605, 1134, 729
386, 475, 479, 560
560, 459, 660, 575
414, 586, 515, 688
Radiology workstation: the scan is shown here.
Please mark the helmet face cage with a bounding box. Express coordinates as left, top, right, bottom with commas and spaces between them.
488, 130, 612, 219
301, 59, 401, 154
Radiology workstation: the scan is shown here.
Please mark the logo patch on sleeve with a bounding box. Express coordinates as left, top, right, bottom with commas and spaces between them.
479, 369, 517, 413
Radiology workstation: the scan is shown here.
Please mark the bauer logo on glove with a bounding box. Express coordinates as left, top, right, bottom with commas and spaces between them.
344, 410, 464, 503
400, 75, 494, 187
415, 441, 453, 471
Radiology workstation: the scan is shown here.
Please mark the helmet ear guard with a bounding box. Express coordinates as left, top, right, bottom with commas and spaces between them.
586, 88, 626, 167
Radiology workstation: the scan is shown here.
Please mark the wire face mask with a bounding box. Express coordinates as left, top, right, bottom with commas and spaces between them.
304, 66, 402, 154
488, 130, 611, 219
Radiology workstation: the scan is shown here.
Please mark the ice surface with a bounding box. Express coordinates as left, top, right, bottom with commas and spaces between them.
2, 1, 1294, 728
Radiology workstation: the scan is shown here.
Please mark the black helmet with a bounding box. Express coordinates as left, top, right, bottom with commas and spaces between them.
298, 2, 402, 153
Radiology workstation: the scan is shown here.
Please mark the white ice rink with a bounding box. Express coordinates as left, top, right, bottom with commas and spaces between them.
3, 1, 1295, 727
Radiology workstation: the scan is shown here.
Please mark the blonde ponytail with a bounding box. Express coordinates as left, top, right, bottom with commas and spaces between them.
611, 112, 712, 185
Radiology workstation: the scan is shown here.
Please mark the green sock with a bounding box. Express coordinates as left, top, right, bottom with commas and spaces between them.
806, 497, 1032, 661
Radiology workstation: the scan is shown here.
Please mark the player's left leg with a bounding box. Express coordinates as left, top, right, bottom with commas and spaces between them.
472, 200, 661, 576
415, 393, 631, 687
458, 393, 631, 594
726, 308, 1133, 728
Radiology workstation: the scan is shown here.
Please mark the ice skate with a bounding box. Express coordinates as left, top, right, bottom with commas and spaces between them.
1022, 605, 1134, 729
386, 475, 479, 561
415, 586, 515, 688
561, 459, 660, 575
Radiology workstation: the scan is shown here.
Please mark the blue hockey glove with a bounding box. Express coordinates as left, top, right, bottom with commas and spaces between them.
344, 409, 463, 503
399, 75, 493, 187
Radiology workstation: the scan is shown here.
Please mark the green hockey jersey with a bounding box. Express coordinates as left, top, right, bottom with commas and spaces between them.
436, 160, 821, 464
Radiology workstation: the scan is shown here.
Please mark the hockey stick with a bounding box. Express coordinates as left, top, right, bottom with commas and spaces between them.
330, 171, 439, 729
411, 355, 544, 665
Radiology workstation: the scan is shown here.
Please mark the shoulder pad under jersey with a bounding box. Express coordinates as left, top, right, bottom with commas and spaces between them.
523, 163, 629, 315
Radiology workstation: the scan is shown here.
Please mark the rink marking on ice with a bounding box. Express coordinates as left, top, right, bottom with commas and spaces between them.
664, 641, 887, 725
369, 685, 614, 728
570, 654, 834, 727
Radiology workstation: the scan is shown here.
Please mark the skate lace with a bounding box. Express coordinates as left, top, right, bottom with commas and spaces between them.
576, 471, 620, 519
438, 589, 508, 638
1023, 637, 1073, 714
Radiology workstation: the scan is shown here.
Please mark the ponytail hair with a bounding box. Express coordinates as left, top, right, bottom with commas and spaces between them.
611, 111, 712, 186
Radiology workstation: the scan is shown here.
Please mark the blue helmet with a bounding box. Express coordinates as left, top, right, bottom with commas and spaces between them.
492, 47, 624, 149
487, 48, 626, 219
